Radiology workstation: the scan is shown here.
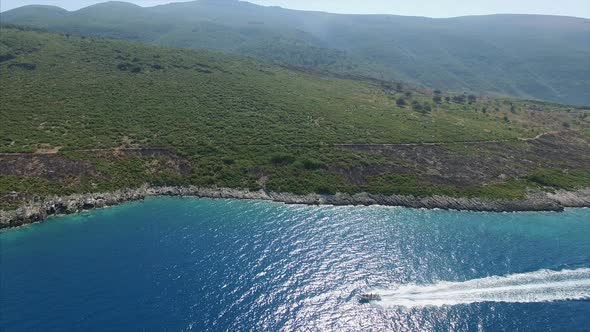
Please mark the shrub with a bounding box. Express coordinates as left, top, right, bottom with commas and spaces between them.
270, 154, 295, 165
8, 63, 36, 70
412, 100, 423, 111
316, 185, 336, 195
302, 159, 323, 170
527, 169, 590, 189
0, 53, 16, 62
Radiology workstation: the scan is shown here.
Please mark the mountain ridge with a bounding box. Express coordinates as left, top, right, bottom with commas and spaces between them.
4, 2, 590, 20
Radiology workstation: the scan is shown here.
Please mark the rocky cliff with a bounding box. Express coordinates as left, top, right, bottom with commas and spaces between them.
1, 186, 589, 229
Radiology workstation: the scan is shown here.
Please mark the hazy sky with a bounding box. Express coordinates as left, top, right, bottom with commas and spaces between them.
1, 0, 589, 18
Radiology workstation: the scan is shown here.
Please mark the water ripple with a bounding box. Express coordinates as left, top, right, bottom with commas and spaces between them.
1, 198, 590, 331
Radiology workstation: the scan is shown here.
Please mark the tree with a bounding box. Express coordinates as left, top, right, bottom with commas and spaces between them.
467, 94, 477, 104
445, 96, 451, 103
433, 95, 442, 104
433, 89, 442, 95
412, 100, 422, 111
452, 95, 466, 104
396, 98, 406, 107
510, 104, 517, 114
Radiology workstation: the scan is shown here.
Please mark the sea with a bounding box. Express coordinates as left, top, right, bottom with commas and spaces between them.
1, 197, 589, 331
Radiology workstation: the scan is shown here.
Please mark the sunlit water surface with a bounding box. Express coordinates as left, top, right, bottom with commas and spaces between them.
1, 198, 589, 331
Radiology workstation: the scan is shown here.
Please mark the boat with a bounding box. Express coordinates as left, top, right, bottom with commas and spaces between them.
359, 293, 382, 301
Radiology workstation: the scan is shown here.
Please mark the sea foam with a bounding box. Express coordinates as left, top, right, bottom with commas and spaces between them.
374, 268, 590, 307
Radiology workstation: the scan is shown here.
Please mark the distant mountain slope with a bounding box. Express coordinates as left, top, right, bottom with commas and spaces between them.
3, 1, 590, 105
2, 1, 590, 105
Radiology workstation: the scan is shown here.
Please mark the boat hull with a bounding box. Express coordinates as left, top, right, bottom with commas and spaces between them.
359, 293, 382, 301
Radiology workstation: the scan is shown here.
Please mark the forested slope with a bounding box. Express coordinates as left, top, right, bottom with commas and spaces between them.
2, 0, 589, 105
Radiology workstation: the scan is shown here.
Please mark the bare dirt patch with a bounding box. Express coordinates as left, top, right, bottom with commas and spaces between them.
338, 131, 590, 187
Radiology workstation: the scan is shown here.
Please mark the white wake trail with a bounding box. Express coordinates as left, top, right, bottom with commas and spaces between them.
374, 268, 590, 308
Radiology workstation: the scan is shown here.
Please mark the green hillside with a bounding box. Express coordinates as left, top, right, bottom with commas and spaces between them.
1, 27, 589, 209
2, 0, 589, 106
0, 26, 557, 151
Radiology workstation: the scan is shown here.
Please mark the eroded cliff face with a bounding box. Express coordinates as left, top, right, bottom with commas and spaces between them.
2, 186, 589, 229
0, 188, 148, 228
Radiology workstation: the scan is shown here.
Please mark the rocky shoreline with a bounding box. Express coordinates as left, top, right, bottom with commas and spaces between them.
1, 186, 589, 229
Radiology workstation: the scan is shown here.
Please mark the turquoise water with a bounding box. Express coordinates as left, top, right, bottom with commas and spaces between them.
1, 198, 589, 331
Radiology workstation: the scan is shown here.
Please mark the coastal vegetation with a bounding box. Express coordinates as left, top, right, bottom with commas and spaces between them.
1, 27, 589, 210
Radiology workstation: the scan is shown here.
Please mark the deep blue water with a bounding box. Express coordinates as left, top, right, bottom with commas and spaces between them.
1, 198, 589, 331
